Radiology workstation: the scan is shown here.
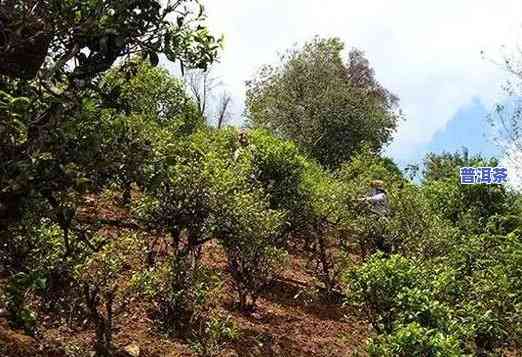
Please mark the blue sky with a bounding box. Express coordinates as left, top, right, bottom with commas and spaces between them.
400, 97, 500, 164
165, 1, 522, 185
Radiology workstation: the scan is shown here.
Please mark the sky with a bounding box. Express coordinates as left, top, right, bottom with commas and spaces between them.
196, 0, 522, 165
420, 97, 499, 160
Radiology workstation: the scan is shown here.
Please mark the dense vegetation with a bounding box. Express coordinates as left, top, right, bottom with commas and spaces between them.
246, 37, 400, 168
1, 1, 521, 356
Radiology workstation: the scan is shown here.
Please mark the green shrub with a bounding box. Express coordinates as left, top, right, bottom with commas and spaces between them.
347, 239, 522, 355
218, 188, 287, 311
292, 160, 352, 294
75, 233, 145, 356
422, 152, 512, 234
190, 312, 240, 357
137, 127, 290, 312
5, 272, 43, 335
446, 232, 522, 350
132, 260, 224, 337
346, 253, 429, 332
2, 218, 90, 332
336, 147, 403, 189
248, 129, 305, 212
368, 322, 462, 357
338, 151, 458, 259
385, 183, 459, 258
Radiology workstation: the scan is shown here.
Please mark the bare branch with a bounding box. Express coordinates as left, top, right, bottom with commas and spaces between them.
216, 90, 232, 129
183, 66, 224, 123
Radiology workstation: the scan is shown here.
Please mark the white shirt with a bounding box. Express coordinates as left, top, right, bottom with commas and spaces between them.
364, 190, 390, 216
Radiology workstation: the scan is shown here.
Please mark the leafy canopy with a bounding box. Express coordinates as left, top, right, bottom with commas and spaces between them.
246, 37, 400, 168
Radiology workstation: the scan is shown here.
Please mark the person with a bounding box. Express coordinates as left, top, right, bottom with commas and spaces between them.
233, 128, 250, 161
361, 180, 390, 216
360, 180, 391, 254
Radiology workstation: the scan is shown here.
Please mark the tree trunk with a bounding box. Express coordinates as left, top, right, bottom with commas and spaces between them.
104, 293, 114, 355
122, 181, 132, 206
316, 231, 334, 292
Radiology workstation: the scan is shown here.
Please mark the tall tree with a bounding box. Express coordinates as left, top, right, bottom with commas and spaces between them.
246, 37, 400, 168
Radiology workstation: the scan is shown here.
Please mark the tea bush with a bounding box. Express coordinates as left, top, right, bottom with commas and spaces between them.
75, 233, 145, 356
368, 322, 462, 357
190, 312, 240, 357
346, 231, 522, 355
131, 261, 224, 337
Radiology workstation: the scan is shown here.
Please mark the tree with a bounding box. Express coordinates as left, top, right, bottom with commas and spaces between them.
422, 149, 473, 182
246, 37, 400, 168
216, 90, 232, 129
90, 59, 204, 204
76, 234, 145, 356
136, 127, 288, 312
184, 67, 233, 127
0, 0, 221, 253
101, 59, 203, 129
185, 68, 220, 120
0, 0, 221, 81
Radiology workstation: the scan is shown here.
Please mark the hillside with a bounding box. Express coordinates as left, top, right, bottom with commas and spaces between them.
2, 2, 522, 356
0, 193, 370, 357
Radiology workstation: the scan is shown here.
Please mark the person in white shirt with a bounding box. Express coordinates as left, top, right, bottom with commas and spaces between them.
360, 180, 391, 254
363, 180, 390, 217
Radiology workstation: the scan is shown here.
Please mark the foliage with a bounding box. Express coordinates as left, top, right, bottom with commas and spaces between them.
247, 129, 305, 213
336, 150, 453, 258
384, 184, 458, 258
345, 151, 522, 353
1, 3, 521, 355
73, 59, 204, 204
445, 232, 522, 348
135, 128, 248, 253
100, 59, 204, 131
0, 0, 221, 80
2, 218, 89, 333
190, 312, 240, 357
337, 147, 403, 187
346, 255, 466, 354
347, 231, 522, 354
5, 272, 43, 334
368, 322, 462, 357
132, 261, 224, 338
220, 203, 287, 311
296, 161, 350, 294
422, 151, 512, 233
246, 37, 400, 168
136, 127, 288, 311
0, 0, 220, 266
346, 254, 429, 332
0, 13, 219, 352
75, 233, 146, 356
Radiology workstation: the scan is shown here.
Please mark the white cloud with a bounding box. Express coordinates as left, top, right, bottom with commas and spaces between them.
186, 0, 522, 160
